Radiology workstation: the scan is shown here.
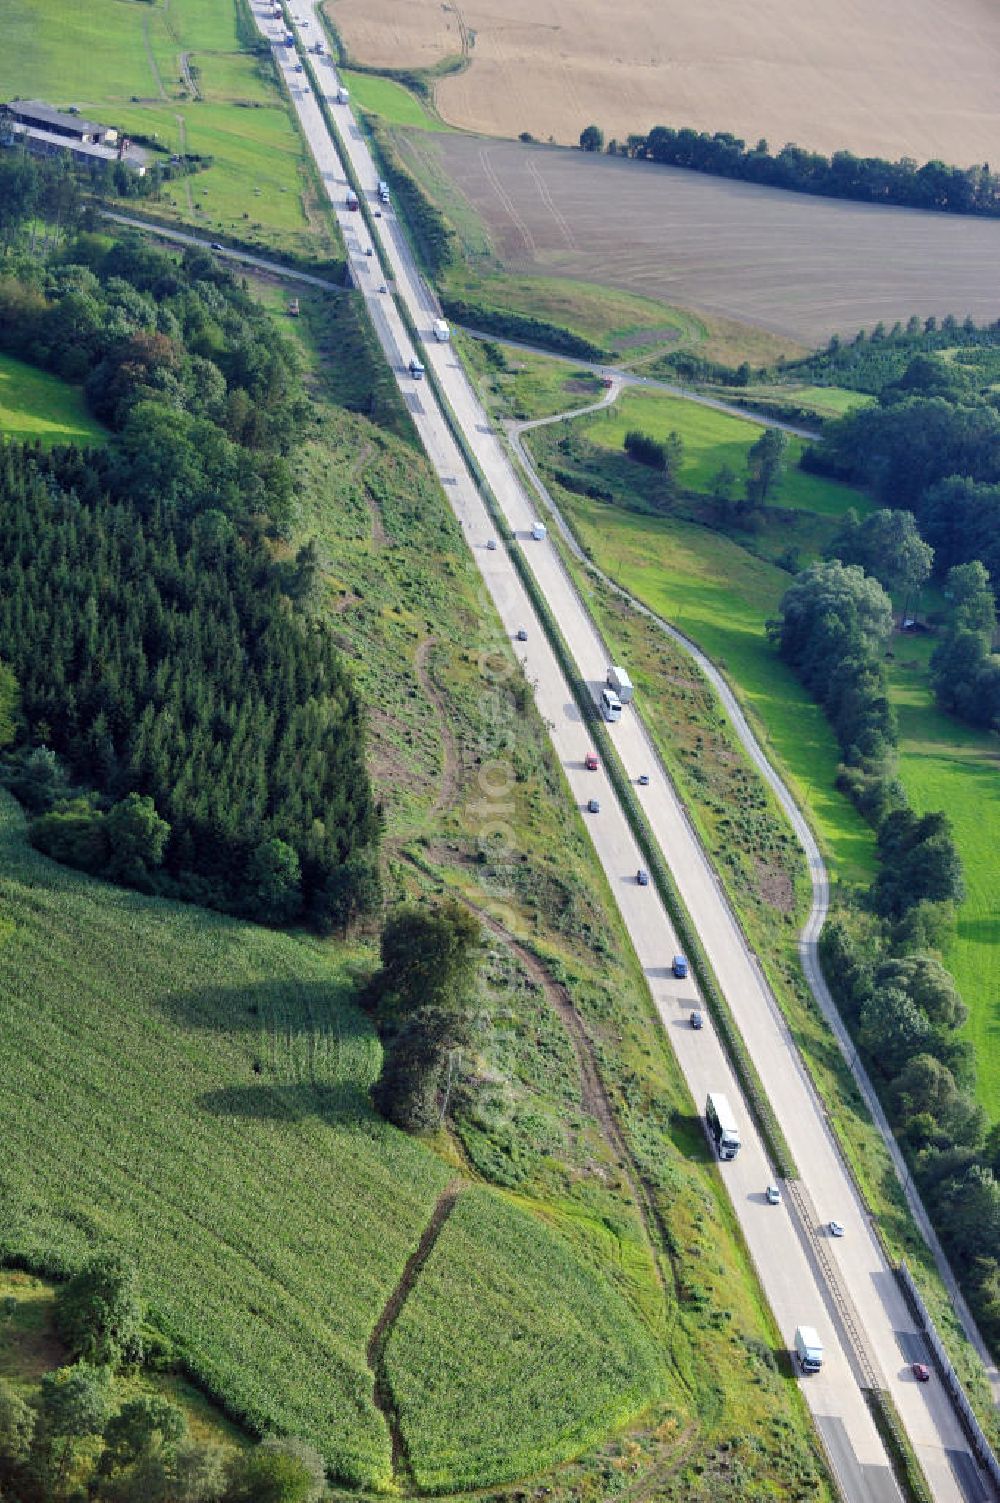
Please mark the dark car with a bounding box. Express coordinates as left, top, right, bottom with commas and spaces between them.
911, 1362, 930, 1382
210, 241, 225, 251
636, 868, 649, 886
516, 628, 528, 642
689, 1010, 704, 1030
585, 752, 599, 771
638, 773, 650, 786
587, 798, 600, 814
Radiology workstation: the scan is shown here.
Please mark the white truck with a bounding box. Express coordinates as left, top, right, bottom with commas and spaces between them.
794, 1325, 824, 1374
705, 1092, 741, 1160
408, 357, 425, 380
336, 85, 350, 104
531, 520, 547, 540
607, 665, 634, 705
432, 318, 450, 342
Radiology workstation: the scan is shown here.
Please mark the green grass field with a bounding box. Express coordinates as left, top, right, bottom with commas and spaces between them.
342, 69, 444, 130
582, 389, 871, 517
0, 352, 107, 445
457, 333, 608, 420
0, 0, 336, 258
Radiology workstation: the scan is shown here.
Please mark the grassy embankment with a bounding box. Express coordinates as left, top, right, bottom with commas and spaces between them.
0, 351, 107, 445
0, 0, 339, 261
0, 341, 835, 1498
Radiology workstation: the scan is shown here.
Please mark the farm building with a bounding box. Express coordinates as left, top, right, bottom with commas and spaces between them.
0, 100, 147, 174
4, 100, 117, 144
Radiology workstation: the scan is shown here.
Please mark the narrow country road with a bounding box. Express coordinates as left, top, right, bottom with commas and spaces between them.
100, 211, 345, 290
456, 324, 822, 440
238, 4, 994, 1497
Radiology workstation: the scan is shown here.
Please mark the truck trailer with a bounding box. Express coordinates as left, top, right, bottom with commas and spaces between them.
794, 1326, 824, 1373
705, 1092, 741, 1160
606, 665, 634, 704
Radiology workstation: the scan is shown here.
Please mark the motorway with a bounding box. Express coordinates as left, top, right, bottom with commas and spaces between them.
250, 6, 991, 1498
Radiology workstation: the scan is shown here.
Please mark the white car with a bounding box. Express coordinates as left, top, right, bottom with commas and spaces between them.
828, 1220, 845, 1238
766, 1185, 781, 1205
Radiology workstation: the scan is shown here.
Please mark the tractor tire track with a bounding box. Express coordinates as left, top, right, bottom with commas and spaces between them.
367, 1181, 462, 1482
414, 637, 462, 817
480, 147, 536, 258
526, 157, 578, 251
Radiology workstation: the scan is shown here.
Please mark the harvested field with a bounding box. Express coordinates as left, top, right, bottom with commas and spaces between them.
326, 0, 1000, 165
411, 135, 1000, 344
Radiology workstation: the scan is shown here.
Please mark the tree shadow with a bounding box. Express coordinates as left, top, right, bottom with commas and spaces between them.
197, 1080, 373, 1125
153, 980, 372, 1041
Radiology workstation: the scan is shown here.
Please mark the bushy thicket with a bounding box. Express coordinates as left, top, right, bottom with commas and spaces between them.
782, 316, 1000, 395
929, 561, 1000, 731
0, 232, 306, 528
439, 296, 607, 361
804, 353, 1000, 608
614, 125, 1000, 217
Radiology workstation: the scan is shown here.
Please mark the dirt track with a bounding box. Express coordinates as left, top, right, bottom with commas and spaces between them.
326, 0, 1000, 164
416, 134, 1000, 344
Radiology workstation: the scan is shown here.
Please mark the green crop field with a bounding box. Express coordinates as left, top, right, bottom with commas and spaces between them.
0, 352, 107, 445
582, 389, 871, 517
0, 0, 336, 258
0, 794, 669, 1486
342, 69, 445, 129
384, 1189, 666, 1491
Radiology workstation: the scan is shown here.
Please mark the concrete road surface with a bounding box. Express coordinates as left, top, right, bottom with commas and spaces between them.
245, 4, 991, 1497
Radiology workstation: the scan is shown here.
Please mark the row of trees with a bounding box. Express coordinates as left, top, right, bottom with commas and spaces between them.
768, 562, 1000, 1345
578, 122, 1000, 216
0, 1255, 325, 1503
822, 909, 1000, 1348
0, 446, 380, 926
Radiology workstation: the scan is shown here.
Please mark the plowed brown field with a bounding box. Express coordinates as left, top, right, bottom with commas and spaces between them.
406, 133, 1000, 344
325, 0, 1000, 165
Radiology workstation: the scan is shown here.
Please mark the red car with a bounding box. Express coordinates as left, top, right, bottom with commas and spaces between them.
911, 1362, 931, 1383
584, 753, 599, 771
